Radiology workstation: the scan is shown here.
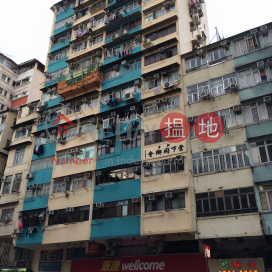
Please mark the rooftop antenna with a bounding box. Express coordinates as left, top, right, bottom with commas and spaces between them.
215, 27, 222, 41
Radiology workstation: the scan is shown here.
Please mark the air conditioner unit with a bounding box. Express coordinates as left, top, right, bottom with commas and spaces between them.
260, 25, 268, 35
135, 34, 141, 41
233, 105, 241, 113
267, 58, 272, 67
130, 105, 136, 112
188, 117, 194, 123
132, 197, 139, 203
161, 97, 168, 104
26, 173, 34, 179
143, 39, 152, 46
66, 207, 74, 212
257, 60, 265, 70
96, 51, 102, 57
112, 33, 119, 39
154, 73, 160, 79
51, 129, 57, 134
159, 47, 165, 53
134, 79, 141, 86
121, 29, 128, 35
64, 177, 70, 182
113, 64, 119, 71
165, 192, 172, 198
132, 167, 140, 174
120, 136, 130, 143
67, 149, 73, 154
37, 101, 46, 108
164, 82, 175, 89
121, 60, 129, 67
155, 99, 161, 105
125, 91, 134, 102
197, 48, 205, 57
263, 96, 272, 104
41, 132, 47, 138
15, 174, 22, 180
90, 118, 96, 124
149, 194, 155, 201
85, 173, 91, 178
106, 249, 116, 257
96, 203, 104, 208
73, 147, 80, 153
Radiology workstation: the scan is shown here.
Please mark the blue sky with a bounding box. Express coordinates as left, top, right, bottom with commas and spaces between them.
0, 0, 270, 64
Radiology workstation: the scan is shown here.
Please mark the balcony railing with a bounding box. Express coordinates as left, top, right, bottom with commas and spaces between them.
58, 63, 103, 97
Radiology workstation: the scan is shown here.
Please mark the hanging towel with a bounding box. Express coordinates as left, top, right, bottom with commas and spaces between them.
154, 86, 160, 95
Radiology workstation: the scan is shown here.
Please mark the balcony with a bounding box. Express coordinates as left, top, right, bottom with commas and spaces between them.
91, 215, 140, 239
28, 168, 54, 185
245, 120, 272, 140
196, 213, 262, 239
53, 23, 73, 36
253, 164, 272, 183
58, 64, 102, 98
239, 81, 272, 102
23, 195, 49, 211
50, 39, 71, 53
16, 225, 44, 246
37, 118, 60, 133
98, 118, 141, 139
89, 2, 106, 14
47, 57, 69, 74
94, 178, 141, 203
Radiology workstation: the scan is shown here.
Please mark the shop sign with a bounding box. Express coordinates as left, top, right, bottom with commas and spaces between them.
71, 254, 207, 272
119, 238, 147, 246
38, 261, 62, 271
144, 143, 184, 159
208, 258, 265, 272
86, 242, 101, 255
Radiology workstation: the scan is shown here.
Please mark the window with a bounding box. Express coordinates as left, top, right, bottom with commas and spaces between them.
215, 108, 243, 129
102, 69, 119, 81
52, 32, 72, 46
0, 104, 4, 110
122, 134, 141, 150
97, 143, 114, 156
15, 249, 32, 261
76, 7, 89, 19
1, 116, 6, 124
53, 180, 70, 194
49, 50, 69, 64
238, 68, 262, 89
263, 28, 272, 46
185, 55, 201, 73
25, 183, 51, 198
13, 147, 25, 165
72, 176, 92, 190
97, 166, 141, 185
105, 27, 121, 40
5, 62, 17, 72
48, 206, 90, 226
92, 17, 104, 27
234, 33, 260, 56
79, 122, 96, 134
30, 157, 53, 171
163, 71, 180, 84
28, 103, 38, 114
145, 24, 176, 42
122, 17, 142, 31
76, 146, 95, 160
40, 250, 63, 262
145, 192, 185, 212
2, 175, 13, 194
0, 88, 7, 97
56, 153, 74, 165
144, 46, 177, 66
72, 41, 87, 54
145, 5, 175, 23
121, 85, 140, 97
46, 68, 66, 83
192, 145, 250, 175
67, 127, 77, 138
207, 47, 226, 65
101, 90, 120, 104
12, 173, 22, 192
105, 46, 121, 60
0, 57, 3, 63
144, 77, 161, 90
70, 58, 100, 72
57, 1, 75, 14
42, 91, 58, 102
1, 208, 14, 221
125, 1, 140, 12
186, 74, 236, 103
123, 39, 140, 50
123, 60, 141, 74
89, 35, 103, 47
14, 128, 31, 141
64, 96, 98, 115
54, 16, 74, 30
259, 185, 272, 210
145, 130, 165, 145
2, 74, 11, 83
244, 102, 272, 125
196, 187, 257, 218
35, 134, 57, 145
251, 139, 272, 164
92, 200, 140, 220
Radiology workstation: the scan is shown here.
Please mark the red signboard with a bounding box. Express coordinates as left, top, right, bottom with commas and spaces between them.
204, 244, 211, 259
71, 254, 207, 272
86, 242, 101, 255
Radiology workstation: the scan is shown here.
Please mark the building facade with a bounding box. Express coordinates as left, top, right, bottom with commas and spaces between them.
1, 0, 272, 272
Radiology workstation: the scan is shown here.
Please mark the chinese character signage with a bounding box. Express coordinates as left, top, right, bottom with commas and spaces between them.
71, 254, 207, 272
144, 143, 184, 159
208, 258, 265, 272
38, 261, 62, 271
86, 242, 101, 255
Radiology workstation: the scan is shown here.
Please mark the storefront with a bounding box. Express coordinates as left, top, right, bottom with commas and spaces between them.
71, 254, 207, 272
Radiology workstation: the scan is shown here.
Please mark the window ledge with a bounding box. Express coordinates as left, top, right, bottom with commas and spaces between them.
233, 44, 272, 60
245, 118, 272, 127
193, 166, 251, 177
197, 212, 259, 220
